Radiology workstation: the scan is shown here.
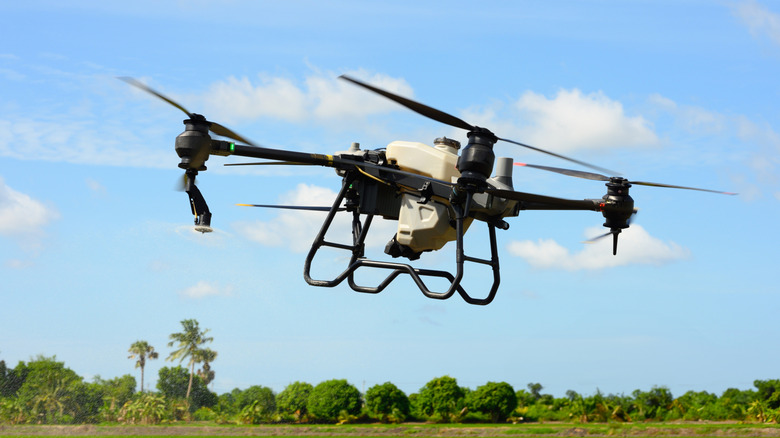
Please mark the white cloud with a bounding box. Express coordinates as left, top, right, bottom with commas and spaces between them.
734, 0, 780, 46
199, 70, 413, 125
648, 93, 780, 201
233, 183, 348, 253
0, 177, 59, 236
506, 225, 689, 270
232, 183, 397, 253
179, 280, 234, 299
463, 88, 658, 154
86, 178, 107, 196
0, 118, 173, 168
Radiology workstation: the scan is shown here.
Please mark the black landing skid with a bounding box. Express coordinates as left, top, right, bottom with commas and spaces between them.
303, 174, 500, 305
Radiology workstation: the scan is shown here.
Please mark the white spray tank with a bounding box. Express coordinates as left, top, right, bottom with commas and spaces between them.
385, 138, 473, 256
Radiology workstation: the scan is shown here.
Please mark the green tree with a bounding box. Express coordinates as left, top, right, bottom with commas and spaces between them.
16, 356, 82, 424
95, 374, 136, 419
236, 385, 275, 414
527, 383, 543, 400
632, 386, 673, 421
365, 382, 410, 423
415, 376, 466, 422
236, 387, 276, 425
194, 348, 217, 387
166, 319, 213, 400
674, 390, 718, 421
0, 360, 29, 398
466, 381, 517, 423
156, 366, 217, 412
307, 379, 362, 423
754, 379, 780, 409
719, 387, 756, 420
515, 389, 535, 408
276, 381, 313, 421
127, 340, 158, 393
0, 397, 27, 424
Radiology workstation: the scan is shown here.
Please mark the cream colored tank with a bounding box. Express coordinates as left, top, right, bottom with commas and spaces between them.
385, 139, 460, 182
385, 138, 469, 253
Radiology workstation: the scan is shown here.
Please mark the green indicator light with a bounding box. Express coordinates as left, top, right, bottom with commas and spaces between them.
230, 142, 235, 152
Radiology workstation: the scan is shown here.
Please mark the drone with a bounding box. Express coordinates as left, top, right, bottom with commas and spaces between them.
121, 76, 735, 305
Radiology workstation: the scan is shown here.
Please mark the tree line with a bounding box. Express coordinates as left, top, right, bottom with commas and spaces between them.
2, 319, 780, 425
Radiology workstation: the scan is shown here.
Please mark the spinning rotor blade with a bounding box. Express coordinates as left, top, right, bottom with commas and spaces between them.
119, 77, 254, 145
225, 161, 315, 166
584, 229, 622, 256
629, 180, 737, 195
236, 203, 345, 212
175, 172, 196, 191
339, 75, 613, 174
515, 162, 609, 181
119, 76, 192, 116
515, 162, 737, 195
339, 75, 474, 131
584, 229, 616, 244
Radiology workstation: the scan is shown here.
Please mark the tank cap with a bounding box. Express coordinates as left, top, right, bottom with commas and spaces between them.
434, 137, 461, 150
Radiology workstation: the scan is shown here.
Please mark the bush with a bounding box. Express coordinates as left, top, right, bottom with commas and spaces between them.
466, 382, 517, 423
276, 381, 313, 422
365, 382, 410, 423
307, 379, 361, 423
236, 385, 275, 416
415, 376, 465, 422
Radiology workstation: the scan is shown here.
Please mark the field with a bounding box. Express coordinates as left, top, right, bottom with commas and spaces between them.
2, 423, 780, 437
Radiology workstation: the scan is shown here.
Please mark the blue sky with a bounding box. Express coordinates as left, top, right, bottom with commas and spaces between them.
1, 0, 779, 399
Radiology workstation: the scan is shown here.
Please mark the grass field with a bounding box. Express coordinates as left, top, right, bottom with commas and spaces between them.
1, 422, 780, 437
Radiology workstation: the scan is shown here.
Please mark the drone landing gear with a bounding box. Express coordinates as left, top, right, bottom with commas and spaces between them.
184, 169, 212, 233
303, 178, 500, 305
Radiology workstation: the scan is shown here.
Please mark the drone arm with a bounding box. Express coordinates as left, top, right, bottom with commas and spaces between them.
211, 140, 349, 168
517, 199, 603, 211
485, 188, 602, 212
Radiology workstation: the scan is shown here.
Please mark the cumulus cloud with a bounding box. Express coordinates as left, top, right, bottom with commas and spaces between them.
179, 280, 234, 299
0, 177, 59, 236
0, 118, 172, 168
199, 70, 413, 124
506, 225, 689, 270
734, 0, 780, 46
463, 88, 658, 154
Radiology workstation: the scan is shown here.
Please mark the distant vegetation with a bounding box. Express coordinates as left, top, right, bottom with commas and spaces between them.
2, 319, 780, 425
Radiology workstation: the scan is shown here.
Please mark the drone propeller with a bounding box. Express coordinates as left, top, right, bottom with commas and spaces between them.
514, 162, 737, 195
119, 77, 253, 146
236, 203, 346, 212
583, 210, 638, 255
225, 161, 314, 166
339, 75, 616, 175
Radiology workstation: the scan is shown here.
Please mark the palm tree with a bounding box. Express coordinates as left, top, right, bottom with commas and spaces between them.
194, 348, 217, 387
128, 340, 159, 393
166, 319, 213, 400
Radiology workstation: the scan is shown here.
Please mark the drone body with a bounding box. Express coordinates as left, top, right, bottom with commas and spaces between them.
121, 75, 734, 305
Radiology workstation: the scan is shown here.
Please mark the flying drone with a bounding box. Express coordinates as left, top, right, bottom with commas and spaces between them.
121, 76, 735, 305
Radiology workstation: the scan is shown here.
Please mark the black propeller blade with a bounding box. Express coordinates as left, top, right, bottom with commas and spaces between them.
339, 75, 474, 131
236, 204, 345, 212
515, 162, 737, 195
339, 74, 616, 175
119, 77, 254, 146
225, 161, 314, 166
